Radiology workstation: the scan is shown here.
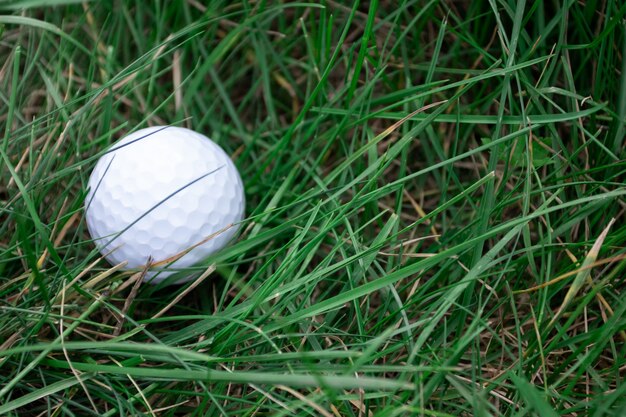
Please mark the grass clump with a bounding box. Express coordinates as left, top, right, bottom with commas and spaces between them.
1, 1, 625, 416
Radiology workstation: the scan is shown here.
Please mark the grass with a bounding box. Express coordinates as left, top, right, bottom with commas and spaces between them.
1, 0, 625, 415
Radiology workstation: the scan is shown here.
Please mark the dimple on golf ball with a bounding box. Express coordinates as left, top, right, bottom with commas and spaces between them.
85, 126, 245, 284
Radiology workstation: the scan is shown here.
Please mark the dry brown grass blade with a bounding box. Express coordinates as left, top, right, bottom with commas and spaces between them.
274, 72, 300, 119
547, 218, 615, 328
378, 100, 448, 140
110, 357, 156, 417
113, 264, 149, 337
0, 332, 21, 352
37, 208, 80, 270
60, 256, 98, 413
151, 264, 216, 319
172, 50, 184, 118
378, 252, 436, 258
82, 261, 130, 290
111, 269, 144, 295
275, 385, 334, 417
403, 189, 440, 240
514, 253, 626, 294
148, 223, 234, 267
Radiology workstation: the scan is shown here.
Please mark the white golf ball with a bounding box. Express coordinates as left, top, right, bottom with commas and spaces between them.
85, 126, 245, 284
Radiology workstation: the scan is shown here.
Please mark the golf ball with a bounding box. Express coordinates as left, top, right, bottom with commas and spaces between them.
85, 126, 245, 284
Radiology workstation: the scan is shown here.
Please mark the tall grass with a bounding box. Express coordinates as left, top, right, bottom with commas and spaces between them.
1, 1, 625, 415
